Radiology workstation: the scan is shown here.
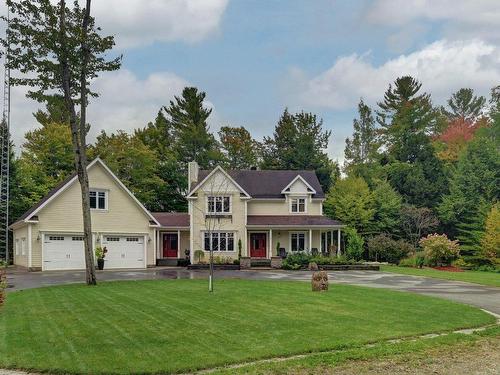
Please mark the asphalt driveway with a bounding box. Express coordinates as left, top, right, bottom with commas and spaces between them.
5, 266, 500, 315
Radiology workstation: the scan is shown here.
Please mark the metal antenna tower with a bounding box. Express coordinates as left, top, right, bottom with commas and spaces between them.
0, 7, 11, 264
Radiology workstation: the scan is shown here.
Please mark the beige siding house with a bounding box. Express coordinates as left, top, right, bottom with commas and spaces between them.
12, 159, 343, 271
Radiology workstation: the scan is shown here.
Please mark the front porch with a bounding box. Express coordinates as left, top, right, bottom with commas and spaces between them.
246, 228, 342, 260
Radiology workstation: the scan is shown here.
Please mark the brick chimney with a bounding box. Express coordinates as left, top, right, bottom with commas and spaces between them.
188, 161, 199, 191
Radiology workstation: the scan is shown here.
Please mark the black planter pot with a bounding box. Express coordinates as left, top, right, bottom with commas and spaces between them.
97, 258, 105, 270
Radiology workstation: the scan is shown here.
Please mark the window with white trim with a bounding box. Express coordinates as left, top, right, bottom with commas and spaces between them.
204, 232, 234, 251
90, 190, 107, 210
290, 232, 306, 252
207, 196, 231, 214
106, 237, 120, 242
290, 197, 306, 213
21, 237, 26, 255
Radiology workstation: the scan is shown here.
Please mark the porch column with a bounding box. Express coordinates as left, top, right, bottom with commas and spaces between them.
330, 230, 334, 255
309, 229, 312, 252
337, 229, 341, 256
269, 229, 273, 259
177, 229, 181, 259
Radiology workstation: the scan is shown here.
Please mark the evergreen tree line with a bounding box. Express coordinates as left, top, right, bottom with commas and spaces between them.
327, 76, 499, 267
7, 77, 500, 266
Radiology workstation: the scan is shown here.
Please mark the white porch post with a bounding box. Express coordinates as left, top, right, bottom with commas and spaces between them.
337, 228, 341, 256
330, 230, 334, 254
269, 229, 273, 259
309, 229, 312, 252
177, 229, 181, 258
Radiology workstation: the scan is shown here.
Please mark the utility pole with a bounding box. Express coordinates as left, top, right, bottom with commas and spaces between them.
0, 8, 11, 264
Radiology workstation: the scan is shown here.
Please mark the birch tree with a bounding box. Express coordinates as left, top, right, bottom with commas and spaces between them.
2, 0, 121, 284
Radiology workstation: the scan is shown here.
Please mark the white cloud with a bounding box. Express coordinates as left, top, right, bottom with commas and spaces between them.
0, 0, 229, 49
291, 39, 500, 110
8, 69, 189, 150
91, 0, 229, 48
366, 0, 500, 42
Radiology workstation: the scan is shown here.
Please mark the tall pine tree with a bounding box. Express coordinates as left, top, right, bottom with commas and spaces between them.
443, 88, 486, 122
262, 109, 337, 191
344, 99, 381, 183
165, 87, 222, 169
377, 76, 447, 208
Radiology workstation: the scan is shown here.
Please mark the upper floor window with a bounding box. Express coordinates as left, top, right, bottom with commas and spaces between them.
290, 197, 306, 213
207, 196, 231, 214
90, 190, 107, 210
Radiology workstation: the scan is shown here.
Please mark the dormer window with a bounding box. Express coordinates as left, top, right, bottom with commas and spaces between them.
90, 190, 108, 210
290, 197, 306, 213
207, 196, 231, 214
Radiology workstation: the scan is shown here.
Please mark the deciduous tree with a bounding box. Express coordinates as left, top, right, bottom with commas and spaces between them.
219, 126, 260, 169
324, 176, 374, 233
3, 0, 121, 284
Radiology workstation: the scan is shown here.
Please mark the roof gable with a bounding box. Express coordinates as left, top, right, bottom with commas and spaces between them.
186, 166, 251, 198
11, 158, 160, 227
281, 175, 317, 195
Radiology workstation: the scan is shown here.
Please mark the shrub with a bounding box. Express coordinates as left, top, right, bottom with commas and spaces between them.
480, 203, 500, 262
399, 251, 426, 268
367, 234, 414, 264
194, 250, 204, 263
344, 228, 364, 261
282, 252, 312, 269
420, 234, 460, 266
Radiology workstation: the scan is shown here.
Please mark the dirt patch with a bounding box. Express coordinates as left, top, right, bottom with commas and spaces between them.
306, 337, 500, 375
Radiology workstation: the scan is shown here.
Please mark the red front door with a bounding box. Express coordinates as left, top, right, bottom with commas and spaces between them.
163, 233, 178, 258
250, 233, 267, 258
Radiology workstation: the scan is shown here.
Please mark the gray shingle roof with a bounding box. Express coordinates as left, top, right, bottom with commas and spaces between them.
247, 215, 342, 226
195, 169, 325, 198
151, 212, 190, 228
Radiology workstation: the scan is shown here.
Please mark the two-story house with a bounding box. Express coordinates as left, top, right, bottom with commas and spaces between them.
11, 159, 343, 271
154, 161, 343, 265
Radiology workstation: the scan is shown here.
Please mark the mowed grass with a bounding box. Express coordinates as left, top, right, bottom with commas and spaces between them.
381, 265, 500, 287
0, 280, 494, 374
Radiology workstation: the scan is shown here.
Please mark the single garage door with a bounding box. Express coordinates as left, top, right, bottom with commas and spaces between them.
102, 235, 145, 269
44, 234, 85, 271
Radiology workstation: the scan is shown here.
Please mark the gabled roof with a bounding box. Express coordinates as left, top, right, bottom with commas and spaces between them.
192, 169, 325, 199
186, 166, 251, 199
11, 158, 160, 228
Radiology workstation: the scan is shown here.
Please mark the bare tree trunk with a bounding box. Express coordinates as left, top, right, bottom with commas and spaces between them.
59, 0, 96, 285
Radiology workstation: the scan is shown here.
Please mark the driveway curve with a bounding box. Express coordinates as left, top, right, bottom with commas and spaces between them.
6, 267, 500, 314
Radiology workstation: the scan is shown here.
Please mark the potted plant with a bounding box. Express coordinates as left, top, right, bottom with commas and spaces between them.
95, 246, 107, 270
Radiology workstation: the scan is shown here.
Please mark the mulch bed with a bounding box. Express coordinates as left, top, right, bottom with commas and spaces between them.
432, 266, 464, 272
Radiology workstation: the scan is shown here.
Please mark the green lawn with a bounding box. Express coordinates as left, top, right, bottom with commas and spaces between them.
381, 265, 500, 287
0, 280, 494, 374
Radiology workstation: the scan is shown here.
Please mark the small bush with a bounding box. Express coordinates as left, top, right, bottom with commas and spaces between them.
282, 252, 312, 269
194, 250, 204, 263
344, 228, 364, 261
367, 234, 415, 264
420, 233, 460, 266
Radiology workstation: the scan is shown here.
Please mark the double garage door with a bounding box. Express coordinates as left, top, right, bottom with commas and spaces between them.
44, 234, 145, 271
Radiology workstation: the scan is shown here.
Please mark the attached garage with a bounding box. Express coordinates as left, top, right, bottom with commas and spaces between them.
101, 235, 146, 269
43, 234, 86, 271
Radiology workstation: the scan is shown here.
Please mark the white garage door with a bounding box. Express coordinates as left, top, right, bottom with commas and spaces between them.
102, 235, 145, 269
44, 234, 85, 271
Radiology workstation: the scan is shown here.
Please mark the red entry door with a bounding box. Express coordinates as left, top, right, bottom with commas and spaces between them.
163, 233, 178, 258
250, 233, 267, 258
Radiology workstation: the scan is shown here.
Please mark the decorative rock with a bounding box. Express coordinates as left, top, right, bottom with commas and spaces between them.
308, 262, 319, 271
271, 256, 283, 269
311, 271, 329, 292
240, 257, 251, 269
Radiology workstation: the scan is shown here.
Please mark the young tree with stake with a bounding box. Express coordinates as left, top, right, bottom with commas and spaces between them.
2, 0, 121, 284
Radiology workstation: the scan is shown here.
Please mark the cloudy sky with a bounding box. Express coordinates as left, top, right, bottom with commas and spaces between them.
4, 0, 500, 162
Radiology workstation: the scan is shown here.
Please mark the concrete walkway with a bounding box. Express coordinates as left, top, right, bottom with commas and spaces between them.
5, 266, 500, 314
